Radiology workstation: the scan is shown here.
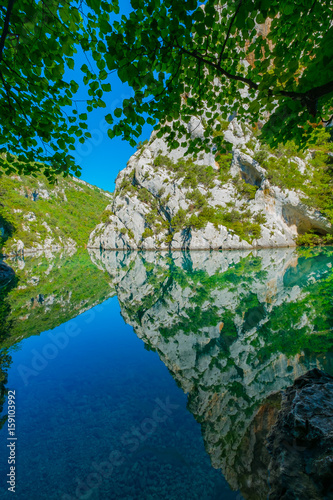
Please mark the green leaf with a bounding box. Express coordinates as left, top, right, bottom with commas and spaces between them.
105, 114, 113, 124
283, 4, 294, 15
101, 83, 111, 92
0, 0, 330, 178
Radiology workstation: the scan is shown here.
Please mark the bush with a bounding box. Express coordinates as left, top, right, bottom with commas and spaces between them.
253, 144, 271, 164
100, 209, 113, 223
188, 214, 206, 229
254, 212, 267, 225
171, 208, 187, 232
216, 153, 232, 184
137, 187, 153, 204
187, 189, 207, 210
145, 210, 158, 227
181, 171, 198, 189
234, 178, 258, 200
262, 156, 306, 191
245, 139, 257, 151
142, 227, 154, 239
297, 232, 333, 246
197, 165, 216, 188
119, 175, 135, 192
154, 155, 174, 168
248, 224, 261, 239
164, 234, 173, 244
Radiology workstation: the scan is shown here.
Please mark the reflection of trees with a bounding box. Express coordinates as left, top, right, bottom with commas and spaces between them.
89, 246, 333, 499
0, 249, 117, 430
1, 250, 115, 348
0, 274, 16, 344
0, 250, 116, 429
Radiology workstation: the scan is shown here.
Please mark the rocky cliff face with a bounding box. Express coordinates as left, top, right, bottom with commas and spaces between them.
88, 119, 332, 250
88, 246, 333, 497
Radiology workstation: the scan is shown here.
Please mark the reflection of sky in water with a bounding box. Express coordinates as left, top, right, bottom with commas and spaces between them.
0, 247, 332, 500
0, 297, 238, 500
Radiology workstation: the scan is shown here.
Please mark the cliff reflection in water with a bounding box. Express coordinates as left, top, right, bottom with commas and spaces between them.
89, 246, 333, 499
0, 247, 332, 498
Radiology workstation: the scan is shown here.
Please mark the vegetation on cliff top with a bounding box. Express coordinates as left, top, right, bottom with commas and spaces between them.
253, 128, 333, 245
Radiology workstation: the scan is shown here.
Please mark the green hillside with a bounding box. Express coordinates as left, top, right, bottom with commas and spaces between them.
0, 250, 115, 349
0, 170, 112, 255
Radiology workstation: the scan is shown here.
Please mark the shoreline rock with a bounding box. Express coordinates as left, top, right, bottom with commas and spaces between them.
267, 368, 333, 500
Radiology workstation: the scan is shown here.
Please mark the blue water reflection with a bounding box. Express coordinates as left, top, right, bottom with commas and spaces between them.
0, 246, 332, 499
0, 297, 236, 499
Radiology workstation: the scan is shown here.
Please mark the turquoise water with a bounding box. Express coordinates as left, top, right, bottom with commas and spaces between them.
0, 247, 332, 499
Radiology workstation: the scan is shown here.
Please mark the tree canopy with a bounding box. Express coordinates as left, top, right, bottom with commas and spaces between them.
106, 0, 333, 155
0, 0, 118, 179
0, 0, 332, 178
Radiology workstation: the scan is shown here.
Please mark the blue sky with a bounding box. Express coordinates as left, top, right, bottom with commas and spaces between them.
68, 0, 153, 192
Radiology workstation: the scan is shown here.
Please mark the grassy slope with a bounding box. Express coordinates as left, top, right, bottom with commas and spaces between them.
0, 170, 112, 253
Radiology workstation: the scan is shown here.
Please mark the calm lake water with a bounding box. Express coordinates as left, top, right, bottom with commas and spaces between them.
0, 247, 332, 499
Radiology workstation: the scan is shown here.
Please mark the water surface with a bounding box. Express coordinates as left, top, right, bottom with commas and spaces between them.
0, 247, 332, 499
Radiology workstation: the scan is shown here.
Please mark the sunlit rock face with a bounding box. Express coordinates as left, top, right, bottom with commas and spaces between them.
88, 246, 333, 498
88, 119, 332, 251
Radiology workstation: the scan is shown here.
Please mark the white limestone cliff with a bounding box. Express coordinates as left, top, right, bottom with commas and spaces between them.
88, 119, 332, 250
